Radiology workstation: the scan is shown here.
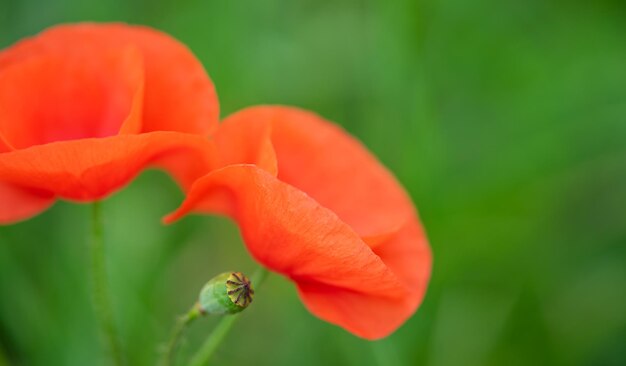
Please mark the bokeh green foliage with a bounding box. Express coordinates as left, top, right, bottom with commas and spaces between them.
0, 0, 625, 365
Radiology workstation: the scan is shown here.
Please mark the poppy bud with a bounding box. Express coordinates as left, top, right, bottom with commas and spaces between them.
198, 272, 254, 315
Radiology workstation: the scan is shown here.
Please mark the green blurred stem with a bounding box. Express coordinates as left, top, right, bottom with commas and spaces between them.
0, 342, 8, 366
188, 267, 269, 366
161, 303, 203, 366
90, 201, 123, 365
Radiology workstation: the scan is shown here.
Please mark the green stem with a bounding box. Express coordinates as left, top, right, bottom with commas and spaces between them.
90, 201, 123, 365
161, 303, 203, 366
188, 267, 269, 366
0, 342, 8, 366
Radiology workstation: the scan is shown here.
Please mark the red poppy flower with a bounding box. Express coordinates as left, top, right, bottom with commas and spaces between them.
166, 106, 432, 339
0, 23, 218, 223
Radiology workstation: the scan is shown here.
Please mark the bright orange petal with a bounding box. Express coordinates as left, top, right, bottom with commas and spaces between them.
0, 182, 55, 224
296, 282, 415, 339
219, 106, 414, 242
297, 217, 431, 339
0, 23, 218, 136
0, 132, 216, 201
0, 134, 12, 153
213, 113, 277, 175
0, 45, 143, 149
165, 164, 420, 339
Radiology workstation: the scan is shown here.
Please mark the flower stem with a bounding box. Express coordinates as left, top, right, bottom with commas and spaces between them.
188, 267, 269, 366
90, 201, 123, 365
161, 303, 203, 366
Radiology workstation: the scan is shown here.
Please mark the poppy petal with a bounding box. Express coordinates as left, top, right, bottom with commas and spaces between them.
0, 134, 12, 153
0, 132, 217, 201
0, 45, 144, 149
219, 106, 415, 242
165, 164, 420, 339
297, 217, 431, 338
0, 182, 55, 224
296, 282, 414, 339
0, 23, 218, 136
372, 218, 431, 297
213, 115, 277, 175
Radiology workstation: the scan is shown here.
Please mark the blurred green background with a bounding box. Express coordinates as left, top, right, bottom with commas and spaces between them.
1, 0, 625, 365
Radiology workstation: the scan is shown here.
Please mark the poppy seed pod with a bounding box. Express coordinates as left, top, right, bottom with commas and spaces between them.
198, 272, 254, 315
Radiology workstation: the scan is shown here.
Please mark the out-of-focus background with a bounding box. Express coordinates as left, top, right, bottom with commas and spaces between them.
1, 0, 625, 365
